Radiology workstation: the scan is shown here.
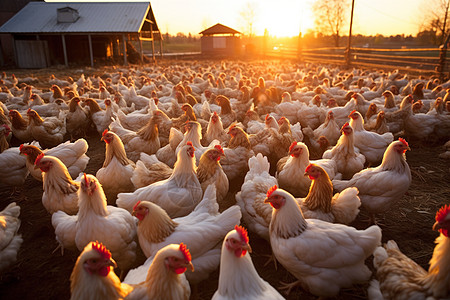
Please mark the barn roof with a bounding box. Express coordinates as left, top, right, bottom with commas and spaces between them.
199, 23, 241, 36
0, 1, 161, 37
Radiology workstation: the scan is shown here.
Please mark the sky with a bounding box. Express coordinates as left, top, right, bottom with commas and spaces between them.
45, 0, 425, 37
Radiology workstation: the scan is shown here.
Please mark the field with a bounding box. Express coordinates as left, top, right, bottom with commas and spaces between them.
0, 64, 449, 299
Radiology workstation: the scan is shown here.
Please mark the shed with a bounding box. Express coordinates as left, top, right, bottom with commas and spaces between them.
199, 23, 241, 57
0, 2, 162, 68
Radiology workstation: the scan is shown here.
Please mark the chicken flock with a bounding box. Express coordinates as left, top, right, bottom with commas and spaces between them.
0, 60, 449, 300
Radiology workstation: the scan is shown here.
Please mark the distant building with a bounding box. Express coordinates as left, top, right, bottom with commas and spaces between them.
199, 23, 241, 57
0, 1, 162, 68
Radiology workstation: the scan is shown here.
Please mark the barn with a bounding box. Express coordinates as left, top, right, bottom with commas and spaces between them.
0, 1, 162, 68
199, 23, 242, 57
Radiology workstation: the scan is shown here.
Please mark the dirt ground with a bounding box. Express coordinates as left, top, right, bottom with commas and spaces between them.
0, 65, 449, 300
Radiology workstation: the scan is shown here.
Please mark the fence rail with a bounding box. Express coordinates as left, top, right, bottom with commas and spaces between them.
264, 46, 450, 77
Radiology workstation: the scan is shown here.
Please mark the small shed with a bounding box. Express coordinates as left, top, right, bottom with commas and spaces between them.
199, 23, 241, 57
0, 2, 162, 68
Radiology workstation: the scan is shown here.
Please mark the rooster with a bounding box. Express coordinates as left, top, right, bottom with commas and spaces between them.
323, 122, 366, 179
124, 244, 193, 300
333, 138, 411, 223
96, 130, 135, 203
117, 142, 202, 218
109, 114, 160, 162
26, 108, 67, 149
369, 205, 450, 300
349, 110, 394, 166
220, 125, 255, 182
265, 185, 381, 296
52, 174, 137, 272
35, 153, 79, 214
19, 139, 89, 181
0, 202, 23, 273
212, 226, 285, 300
129, 185, 241, 284
70, 242, 133, 300
276, 141, 337, 198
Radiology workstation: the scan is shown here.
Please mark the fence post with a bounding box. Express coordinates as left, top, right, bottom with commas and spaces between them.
346, 0, 355, 67
438, 34, 450, 81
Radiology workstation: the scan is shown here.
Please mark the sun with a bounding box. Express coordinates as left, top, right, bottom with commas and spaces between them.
254, 1, 314, 37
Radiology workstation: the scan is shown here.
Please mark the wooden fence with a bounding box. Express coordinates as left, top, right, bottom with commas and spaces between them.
264, 45, 450, 78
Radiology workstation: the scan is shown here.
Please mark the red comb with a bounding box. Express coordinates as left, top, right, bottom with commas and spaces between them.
305, 163, 314, 173
179, 243, 191, 262
19, 144, 24, 151
235, 225, 249, 244
34, 153, 44, 166
102, 129, 108, 136
267, 185, 278, 198
398, 138, 408, 147
349, 109, 357, 117
92, 241, 111, 260
214, 144, 224, 154
83, 173, 88, 187
289, 141, 297, 153
187, 141, 193, 147
341, 122, 350, 131
133, 200, 141, 212
436, 205, 450, 223
229, 124, 236, 130
213, 111, 218, 116
265, 114, 270, 121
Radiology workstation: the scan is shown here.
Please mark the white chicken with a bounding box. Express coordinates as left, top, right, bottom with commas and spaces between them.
276, 141, 337, 198
323, 122, 366, 179
0, 202, 23, 273
128, 184, 241, 284
96, 130, 135, 203
349, 110, 394, 166
203, 111, 228, 145
265, 185, 381, 297
333, 138, 412, 223
117, 142, 202, 218
212, 226, 285, 300
34, 153, 79, 214
19, 139, 89, 181
26, 108, 67, 149
52, 174, 137, 272
84, 98, 115, 135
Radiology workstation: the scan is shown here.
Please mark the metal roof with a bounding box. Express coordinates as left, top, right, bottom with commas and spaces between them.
0, 2, 158, 34
199, 23, 241, 36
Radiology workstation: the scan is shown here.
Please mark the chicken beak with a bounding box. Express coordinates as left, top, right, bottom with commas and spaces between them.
186, 261, 194, 272
242, 243, 252, 253
432, 221, 441, 231
100, 136, 105, 142
106, 258, 117, 268
263, 197, 270, 204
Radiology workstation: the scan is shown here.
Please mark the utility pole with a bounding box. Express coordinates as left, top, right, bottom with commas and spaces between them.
345, 0, 355, 66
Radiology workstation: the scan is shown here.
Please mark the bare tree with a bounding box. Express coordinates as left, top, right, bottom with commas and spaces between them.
239, 2, 258, 37
312, 0, 350, 47
420, 0, 450, 45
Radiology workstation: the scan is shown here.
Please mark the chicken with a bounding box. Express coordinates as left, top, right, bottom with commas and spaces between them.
117, 142, 202, 218
265, 185, 382, 297
215, 95, 237, 129
155, 126, 184, 168
333, 138, 411, 223
116, 106, 152, 132
52, 174, 137, 272
0, 202, 23, 273
34, 153, 79, 214
131, 153, 173, 188
302, 110, 340, 148
236, 153, 278, 241
19, 139, 89, 181
323, 122, 366, 179
26, 108, 67, 149
301, 163, 360, 224
124, 244, 193, 300
349, 110, 394, 165
276, 141, 337, 198
220, 125, 255, 182
96, 130, 135, 203
8, 109, 32, 143
66, 97, 90, 139
109, 114, 160, 162
212, 226, 285, 300
129, 185, 241, 284
84, 98, 114, 135
203, 111, 228, 145
368, 205, 450, 300
69, 241, 133, 300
